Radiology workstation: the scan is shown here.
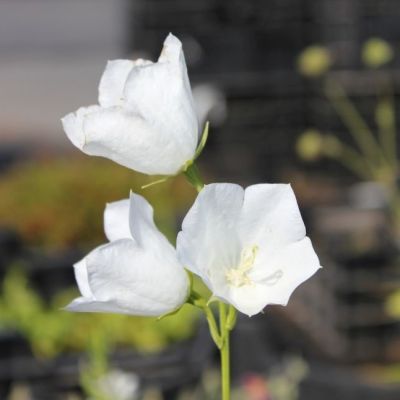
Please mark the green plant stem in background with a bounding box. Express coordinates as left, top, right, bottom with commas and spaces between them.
324, 78, 386, 168
327, 140, 374, 180
376, 91, 397, 169
320, 75, 400, 237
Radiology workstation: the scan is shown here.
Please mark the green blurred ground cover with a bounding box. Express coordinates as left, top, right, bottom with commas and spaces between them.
0, 155, 206, 358
0, 156, 196, 249
0, 268, 203, 358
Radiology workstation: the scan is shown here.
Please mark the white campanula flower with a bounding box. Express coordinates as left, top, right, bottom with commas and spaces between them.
65, 192, 189, 316
62, 34, 199, 176
94, 370, 140, 400
177, 183, 321, 316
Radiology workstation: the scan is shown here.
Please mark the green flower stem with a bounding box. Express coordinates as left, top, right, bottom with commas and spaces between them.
219, 301, 230, 400
220, 333, 230, 400
205, 306, 223, 349
188, 291, 222, 348
184, 162, 204, 192
376, 92, 397, 169
182, 159, 233, 399
326, 139, 375, 180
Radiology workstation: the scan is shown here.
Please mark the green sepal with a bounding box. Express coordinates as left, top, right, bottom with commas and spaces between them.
182, 121, 210, 173
157, 305, 183, 321
194, 121, 209, 160
183, 163, 204, 192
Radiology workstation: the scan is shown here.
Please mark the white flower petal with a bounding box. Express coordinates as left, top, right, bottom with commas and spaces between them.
239, 184, 306, 249
84, 239, 188, 316
259, 237, 321, 304
61, 105, 101, 150
228, 237, 320, 316
81, 107, 187, 175
177, 183, 244, 290
227, 284, 274, 317
158, 33, 185, 65
124, 35, 198, 163
98, 59, 152, 108
65, 297, 135, 314
104, 199, 132, 242
73, 258, 93, 298
128, 193, 173, 252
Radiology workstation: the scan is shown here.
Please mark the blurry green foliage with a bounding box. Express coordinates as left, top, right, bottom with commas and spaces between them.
177, 357, 307, 400
296, 38, 400, 227
0, 156, 196, 249
0, 267, 201, 359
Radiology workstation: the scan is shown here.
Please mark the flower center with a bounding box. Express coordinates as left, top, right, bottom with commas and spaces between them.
225, 246, 258, 288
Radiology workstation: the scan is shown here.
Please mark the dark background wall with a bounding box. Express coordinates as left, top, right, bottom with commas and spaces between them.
128, 0, 400, 183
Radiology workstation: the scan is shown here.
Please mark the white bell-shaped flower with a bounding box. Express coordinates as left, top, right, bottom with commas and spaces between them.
65, 192, 189, 316
177, 183, 321, 316
62, 34, 199, 176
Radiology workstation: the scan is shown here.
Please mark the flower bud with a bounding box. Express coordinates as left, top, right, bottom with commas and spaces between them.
297, 46, 331, 77
385, 289, 400, 318
296, 129, 323, 161
362, 38, 393, 68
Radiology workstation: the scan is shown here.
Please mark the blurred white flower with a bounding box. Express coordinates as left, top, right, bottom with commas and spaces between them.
177, 183, 321, 316
92, 370, 140, 400
192, 83, 227, 127
62, 33, 199, 176
65, 192, 189, 316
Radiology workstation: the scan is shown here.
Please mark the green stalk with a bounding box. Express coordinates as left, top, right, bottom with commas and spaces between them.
376, 93, 397, 169
184, 162, 204, 192
327, 140, 375, 180
205, 306, 223, 349
324, 78, 385, 167
219, 302, 230, 400
182, 161, 233, 399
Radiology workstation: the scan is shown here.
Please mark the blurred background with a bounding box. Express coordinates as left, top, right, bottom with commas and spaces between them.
1, 0, 400, 399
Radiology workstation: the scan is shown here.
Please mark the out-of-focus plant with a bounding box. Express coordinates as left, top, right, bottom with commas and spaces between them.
296, 38, 400, 230
0, 267, 201, 359
176, 357, 308, 400
0, 266, 203, 399
83, 368, 140, 400
262, 357, 309, 400
362, 38, 394, 69
298, 40, 400, 333
80, 334, 140, 400
297, 46, 331, 77
385, 289, 400, 319
0, 156, 195, 249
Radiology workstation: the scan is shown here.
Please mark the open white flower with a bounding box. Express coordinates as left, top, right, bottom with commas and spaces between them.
61, 33, 199, 176
65, 192, 189, 316
177, 183, 321, 316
